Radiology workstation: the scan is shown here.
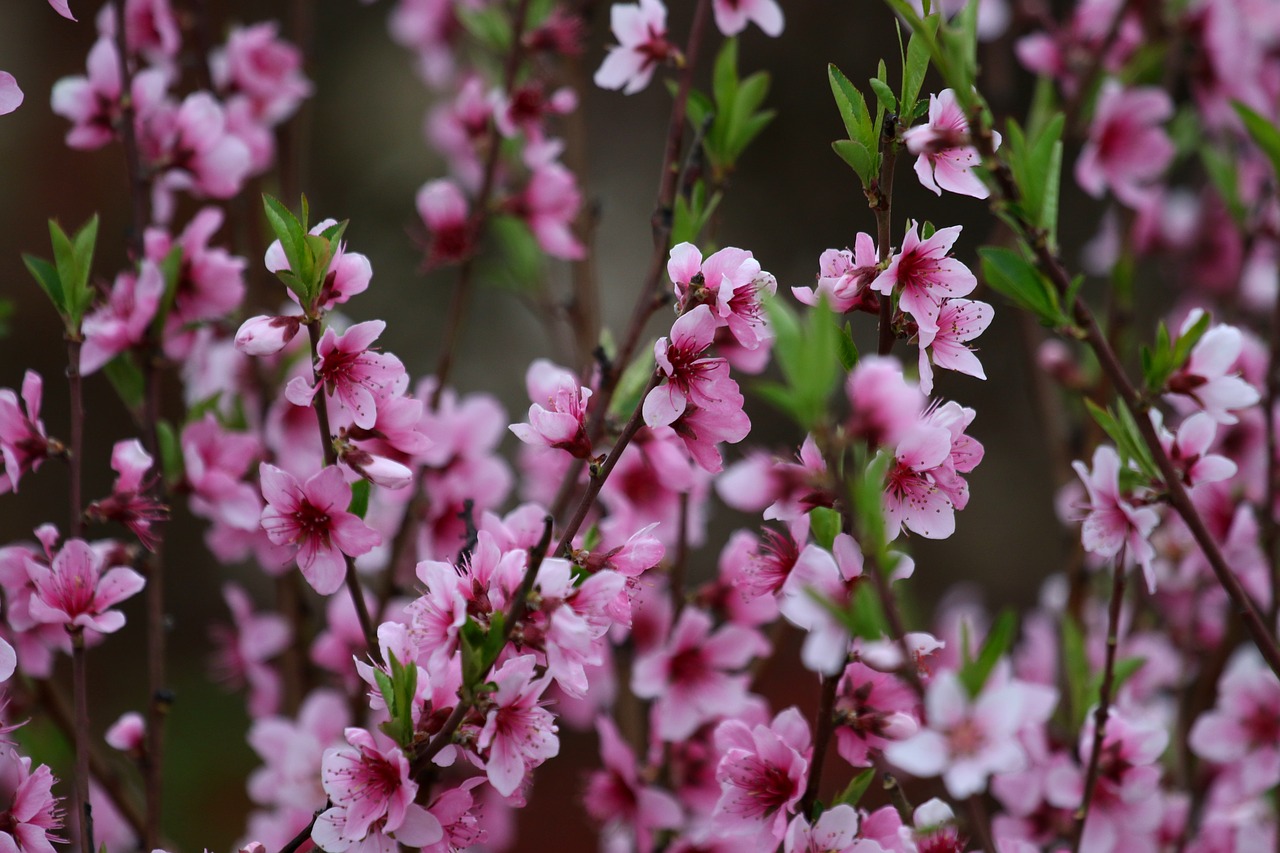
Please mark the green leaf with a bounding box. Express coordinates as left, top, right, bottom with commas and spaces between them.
713, 38, 740, 124
900, 16, 936, 116
609, 350, 656, 419
828, 64, 874, 150
1061, 617, 1088, 727
761, 296, 841, 430
958, 610, 1017, 696
684, 87, 713, 132
672, 181, 723, 247
834, 768, 876, 807
457, 4, 512, 51
978, 246, 1066, 327
1232, 101, 1280, 180
375, 651, 419, 749
23, 254, 65, 316
1084, 400, 1160, 482
837, 322, 859, 371
156, 420, 184, 486
103, 353, 145, 411
262, 195, 313, 302
68, 214, 99, 321
852, 451, 892, 563
1201, 146, 1246, 225
488, 215, 545, 288
348, 478, 371, 519
869, 77, 897, 115
151, 244, 185, 339
809, 507, 841, 550
832, 139, 875, 186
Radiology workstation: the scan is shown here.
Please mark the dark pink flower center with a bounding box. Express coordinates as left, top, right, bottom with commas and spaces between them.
947, 718, 985, 757
293, 500, 333, 547
668, 647, 710, 685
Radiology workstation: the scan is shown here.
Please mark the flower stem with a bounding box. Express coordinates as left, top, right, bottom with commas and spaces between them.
1071, 557, 1128, 853
799, 672, 841, 815
110, 2, 149, 257
71, 630, 95, 853
873, 125, 899, 357
66, 336, 84, 537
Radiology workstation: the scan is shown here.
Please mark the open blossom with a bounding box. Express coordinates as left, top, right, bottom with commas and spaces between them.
210, 583, 290, 718
712, 0, 783, 37
477, 655, 560, 797
904, 89, 999, 199
509, 359, 593, 459
784, 804, 882, 853
917, 298, 994, 395
26, 539, 146, 635
1073, 445, 1159, 591
584, 716, 682, 852
1154, 411, 1237, 487
0, 371, 52, 494
211, 22, 311, 126
86, 439, 169, 551
81, 261, 165, 375
1076, 80, 1174, 207
594, 0, 675, 95
668, 242, 774, 351
779, 533, 864, 675
1189, 650, 1280, 795
1166, 311, 1260, 424
645, 305, 745, 428
285, 320, 407, 430
0, 746, 62, 853
871, 222, 976, 346
793, 236, 879, 314
508, 155, 584, 261
259, 464, 381, 595
712, 708, 812, 847
145, 92, 254, 207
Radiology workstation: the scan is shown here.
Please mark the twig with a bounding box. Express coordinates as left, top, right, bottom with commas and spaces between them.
1071, 556, 1127, 852
71, 631, 95, 853
966, 795, 998, 853
872, 124, 899, 357
66, 336, 84, 537
110, 3, 150, 257
799, 673, 841, 815
277, 803, 328, 853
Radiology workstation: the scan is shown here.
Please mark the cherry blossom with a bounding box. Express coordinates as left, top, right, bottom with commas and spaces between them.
871, 222, 977, 346
1166, 311, 1261, 424
416, 179, 471, 267
584, 716, 682, 852
509, 359, 593, 459
793, 236, 880, 314
26, 538, 146, 635
0, 746, 61, 853
1076, 80, 1174, 207
595, 0, 675, 95
1072, 445, 1159, 591
645, 305, 745, 428
285, 320, 407, 430
712, 707, 811, 848
669, 242, 774, 351
476, 654, 560, 797
917, 298, 994, 395
904, 89, 999, 199
0, 372, 52, 495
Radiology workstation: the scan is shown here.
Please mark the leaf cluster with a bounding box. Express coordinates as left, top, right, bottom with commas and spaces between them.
23, 215, 99, 334
262, 195, 348, 315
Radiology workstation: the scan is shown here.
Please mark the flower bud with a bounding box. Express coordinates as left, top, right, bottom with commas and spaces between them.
234, 314, 301, 357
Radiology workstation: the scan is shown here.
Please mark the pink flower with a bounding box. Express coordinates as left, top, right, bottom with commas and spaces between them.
94, 0, 182, 63
1154, 411, 1237, 487
594, 0, 676, 95
712, 0, 784, 37
584, 717, 683, 851
258, 463, 381, 595
416, 179, 471, 267
145, 92, 253, 203
143, 206, 247, 347
26, 539, 146, 635
784, 804, 881, 853
904, 89, 998, 199
632, 606, 766, 740
1189, 650, 1280, 795
672, 401, 752, 473
477, 655, 560, 796
0, 747, 62, 853
509, 359, 593, 459
883, 421, 960, 540
212, 22, 312, 126
86, 439, 168, 551
712, 707, 811, 847
210, 583, 290, 718
1075, 80, 1174, 207
793, 237, 880, 314
0, 73, 23, 116
845, 356, 925, 450
779, 533, 865, 675
285, 320, 407, 430
715, 435, 831, 521
105, 712, 146, 753
509, 157, 585, 260
0, 372, 52, 494
1166, 311, 1261, 424
182, 415, 263, 531
668, 242, 774, 351
832, 662, 919, 767
51, 37, 167, 150
1072, 445, 1159, 591
870, 222, 976, 346
265, 218, 372, 311
80, 261, 165, 375
645, 305, 745, 428
917, 298, 994, 395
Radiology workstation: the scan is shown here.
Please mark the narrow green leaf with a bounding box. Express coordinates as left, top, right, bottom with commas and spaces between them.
869, 77, 897, 115
837, 322, 859, 371
901, 17, 936, 115
828, 64, 873, 149
1061, 617, 1088, 727
832, 139, 874, 186
23, 254, 65, 316
104, 354, 146, 411
262, 195, 312, 297
156, 420, 184, 485
809, 507, 841, 550
348, 478, 372, 519
834, 768, 877, 807
978, 246, 1065, 326
713, 38, 740, 121
1233, 101, 1280, 179
959, 610, 1018, 696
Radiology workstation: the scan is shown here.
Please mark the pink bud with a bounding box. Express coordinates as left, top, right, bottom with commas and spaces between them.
235, 314, 302, 356
880, 711, 918, 740
105, 711, 146, 752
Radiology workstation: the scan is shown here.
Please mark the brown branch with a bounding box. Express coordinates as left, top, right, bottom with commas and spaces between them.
70, 631, 94, 853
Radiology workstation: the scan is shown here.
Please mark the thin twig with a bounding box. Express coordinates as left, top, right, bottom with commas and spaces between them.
872, 125, 899, 357
66, 337, 84, 537
799, 673, 841, 815
276, 803, 328, 853
71, 631, 95, 853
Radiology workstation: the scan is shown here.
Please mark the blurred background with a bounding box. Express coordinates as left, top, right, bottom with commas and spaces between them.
0, 1, 1086, 849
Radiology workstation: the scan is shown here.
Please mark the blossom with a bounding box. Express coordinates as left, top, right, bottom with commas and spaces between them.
0, 73, 22, 116
258, 464, 381, 595
1189, 650, 1280, 795
316, 728, 431, 845
146, 92, 254, 205
793, 236, 880, 314
235, 315, 303, 357
85, 439, 169, 550
1072, 445, 1159, 591
712, 0, 784, 37
26, 539, 146, 635
712, 708, 811, 847
211, 22, 312, 125
904, 89, 998, 199
210, 583, 290, 717
509, 359, 593, 459
1075, 80, 1174, 207
0, 371, 52, 494
416, 179, 471, 267
595, 0, 675, 95
778, 534, 864, 675
80, 261, 165, 374
917, 298, 994, 395
844, 356, 925, 450
583, 717, 682, 851
265, 218, 372, 311
1166, 311, 1261, 424
51, 37, 167, 150
645, 305, 745, 428
1154, 411, 1237, 487
476, 655, 560, 796
870, 222, 977, 346
668, 242, 774, 351
0, 746, 62, 853
105, 713, 146, 753
509, 156, 584, 260
285, 320, 407, 430
784, 804, 882, 853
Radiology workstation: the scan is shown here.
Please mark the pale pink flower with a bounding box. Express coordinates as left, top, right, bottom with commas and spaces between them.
1189, 650, 1280, 795
143, 206, 247, 350
1166, 311, 1261, 424
476, 655, 560, 796
416, 179, 471, 267
285, 320, 407, 430
247, 689, 349, 811
716, 436, 831, 521
80, 261, 165, 375
885, 671, 1037, 798
584, 717, 683, 852
793, 236, 880, 314
713, 0, 783, 36
845, 356, 925, 450
0, 747, 61, 853
632, 606, 766, 740
51, 37, 168, 150
26, 539, 145, 635
784, 804, 884, 853
669, 242, 774, 351
1072, 445, 1159, 591
210, 583, 290, 717
265, 218, 373, 311
712, 707, 811, 847
0, 372, 52, 494
904, 89, 998, 199
509, 158, 585, 260
645, 305, 745, 427
235, 315, 303, 357
1154, 411, 1237, 487
779, 533, 864, 675
871, 222, 976, 346
104, 712, 146, 753
917, 298, 994, 395
1076, 80, 1174, 207
0, 73, 22, 116
509, 359, 593, 459
86, 439, 168, 551
211, 22, 311, 125
258, 463, 381, 595
595, 0, 676, 94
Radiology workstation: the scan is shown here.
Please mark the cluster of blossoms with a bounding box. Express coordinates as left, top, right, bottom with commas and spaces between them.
5, 0, 1280, 851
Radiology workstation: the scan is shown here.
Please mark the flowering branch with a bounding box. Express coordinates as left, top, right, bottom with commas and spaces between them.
70, 630, 94, 853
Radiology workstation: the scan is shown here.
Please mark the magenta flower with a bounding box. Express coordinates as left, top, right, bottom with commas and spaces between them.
632, 606, 766, 740
285, 320, 407, 430
182, 414, 263, 532
416, 179, 471, 267
316, 728, 434, 847
883, 421, 959, 540
712, 0, 784, 37
645, 305, 745, 428
917, 298, 994, 395
81, 261, 165, 375
509, 157, 585, 261
1076, 80, 1174, 207
832, 662, 919, 767
712, 707, 811, 848
0, 371, 52, 494
668, 242, 774, 351
145, 92, 253, 204
211, 22, 312, 126
0, 747, 62, 853
1072, 445, 1159, 591
904, 89, 999, 199
476, 655, 560, 797
871, 221, 976, 346
583, 716, 683, 852
0, 73, 22, 116
793, 236, 880, 314
26, 539, 146, 635
594, 0, 675, 95
258, 463, 381, 595
509, 359, 593, 459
